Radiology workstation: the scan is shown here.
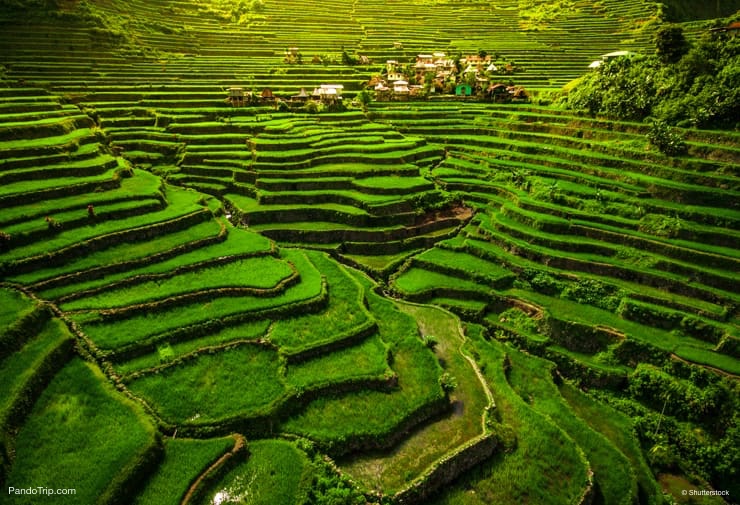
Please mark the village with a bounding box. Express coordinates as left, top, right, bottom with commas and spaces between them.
225, 49, 530, 108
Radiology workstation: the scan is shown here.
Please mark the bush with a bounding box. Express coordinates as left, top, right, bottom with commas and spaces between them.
562, 28, 740, 128
638, 213, 682, 238
655, 25, 689, 64
646, 120, 687, 156
304, 100, 323, 114
439, 372, 457, 393
423, 335, 439, 350
562, 278, 623, 312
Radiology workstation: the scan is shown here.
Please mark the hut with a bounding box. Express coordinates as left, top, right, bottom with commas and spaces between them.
290, 88, 309, 104
227, 87, 245, 107
488, 83, 509, 102
261, 88, 275, 103
392, 80, 410, 101
375, 83, 391, 101
455, 84, 473, 96
312, 84, 344, 104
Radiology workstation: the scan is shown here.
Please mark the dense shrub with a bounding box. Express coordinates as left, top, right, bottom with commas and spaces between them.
561, 26, 740, 128
638, 213, 682, 238
561, 279, 623, 312
627, 364, 725, 423
654, 25, 689, 64
646, 119, 687, 156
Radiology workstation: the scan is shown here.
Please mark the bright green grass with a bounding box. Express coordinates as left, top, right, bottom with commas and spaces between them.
285, 333, 390, 389
559, 382, 664, 505
0, 127, 92, 151
9, 218, 223, 285
39, 225, 272, 299
459, 237, 728, 318
202, 439, 312, 505
0, 166, 162, 227
127, 344, 286, 424
673, 346, 740, 376
352, 176, 432, 190
270, 251, 371, 352
226, 196, 369, 217
512, 289, 717, 355
0, 167, 118, 204
429, 334, 589, 505
506, 348, 636, 505
0, 318, 71, 416
415, 247, 514, 281
393, 267, 487, 295
2, 184, 207, 262
73, 249, 322, 350
133, 436, 235, 505
548, 345, 631, 375
60, 256, 294, 310
340, 302, 490, 493
115, 320, 271, 376
436, 293, 489, 309
281, 270, 445, 447
4, 198, 162, 237
6, 358, 159, 505
0, 287, 32, 329
342, 250, 422, 272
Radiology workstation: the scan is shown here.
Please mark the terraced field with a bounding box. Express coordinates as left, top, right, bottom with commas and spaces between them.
0, 1, 738, 504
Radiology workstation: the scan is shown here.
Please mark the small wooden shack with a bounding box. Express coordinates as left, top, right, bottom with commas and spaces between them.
227, 87, 245, 107
455, 84, 473, 96
261, 88, 275, 103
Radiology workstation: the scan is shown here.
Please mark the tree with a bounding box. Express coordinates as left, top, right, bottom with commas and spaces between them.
647, 119, 687, 156
655, 25, 689, 64
355, 89, 372, 110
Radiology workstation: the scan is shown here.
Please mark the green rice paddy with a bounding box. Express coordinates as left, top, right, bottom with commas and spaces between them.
0, 0, 737, 503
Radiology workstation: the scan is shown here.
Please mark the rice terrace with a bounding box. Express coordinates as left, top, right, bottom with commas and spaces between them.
0, 0, 738, 503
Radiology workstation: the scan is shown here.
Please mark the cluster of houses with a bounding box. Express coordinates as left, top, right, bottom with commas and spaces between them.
226, 84, 345, 107
225, 49, 528, 107
372, 51, 526, 102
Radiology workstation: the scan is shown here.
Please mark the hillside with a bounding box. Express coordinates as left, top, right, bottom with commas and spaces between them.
0, 1, 738, 505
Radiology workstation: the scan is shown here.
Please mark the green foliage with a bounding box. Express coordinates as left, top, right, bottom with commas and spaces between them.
423, 334, 439, 350
655, 25, 689, 64
660, 0, 740, 22
271, 251, 371, 352
60, 255, 294, 311
128, 344, 286, 424
430, 338, 589, 505
340, 47, 358, 66
204, 439, 313, 505
410, 190, 455, 213
518, 0, 579, 30
564, 56, 657, 120
134, 437, 235, 505
561, 278, 623, 312
520, 268, 564, 296
497, 308, 539, 335
303, 443, 365, 505
7, 359, 160, 505
507, 350, 638, 505
627, 364, 725, 423
438, 371, 457, 392
355, 89, 372, 109
646, 120, 687, 156
201, 0, 264, 24
638, 213, 683, 238
563, 30, 740, 127
304, 100, 324, 114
